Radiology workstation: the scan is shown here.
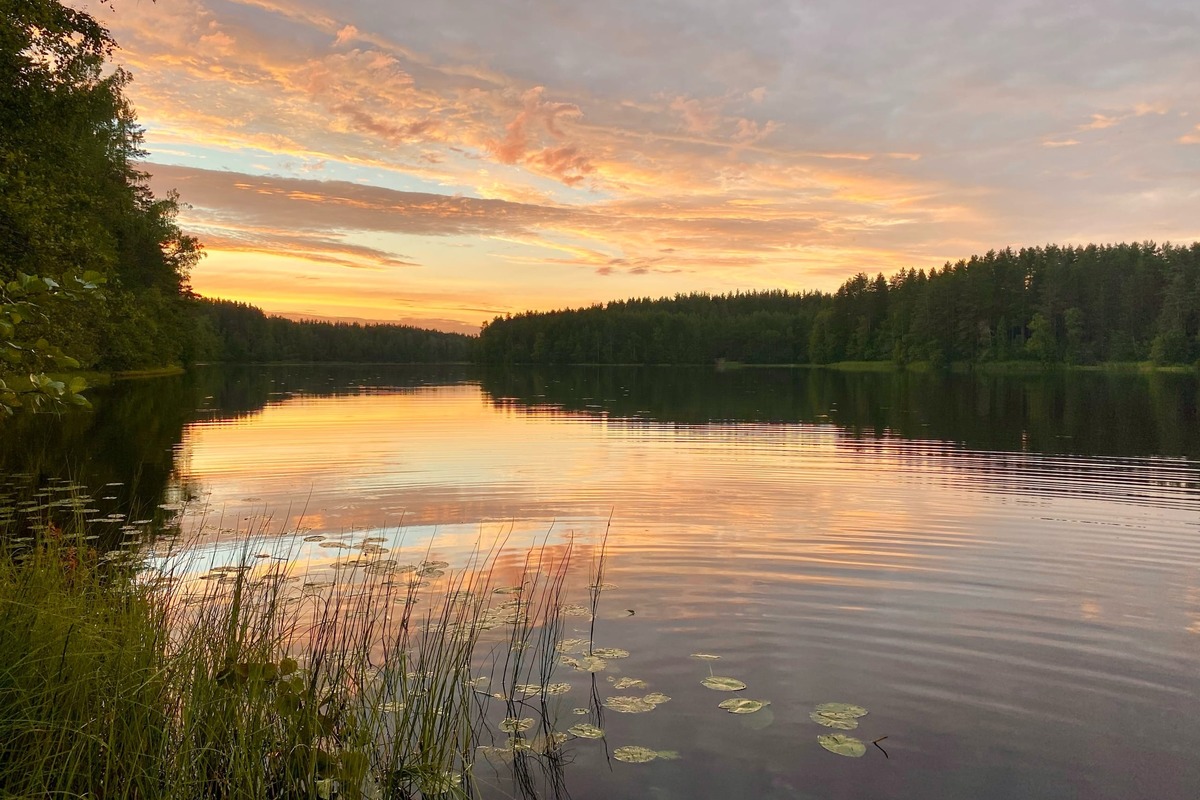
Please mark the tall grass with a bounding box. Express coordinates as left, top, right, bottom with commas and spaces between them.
0, 516, 586, 800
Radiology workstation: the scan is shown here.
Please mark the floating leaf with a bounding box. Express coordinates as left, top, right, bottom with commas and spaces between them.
420, 560, 449, 569
718, 698, 770, 714
643, 692, 671, 705
571, 708, 590, 715
817, 733, 867, 758
568, 723, 604, 739
530, 732, 568, 753
560, 604, 592, 617
613, 745, 658, 763
544, 682, 572, 695
612, 677, 648, 690
810, 711, 858, 730
701, 676, 746, 691
603, 696, 656, 713
494, 586, 523, 595
499, 717, 534, 733
690, 653, 721, 660
814, 703, 868, 718
555, 638, 590, 654
577, 655, 608, 673
514, 684, 543, 697
591, 647, 630, 659
477, 745, 514, 763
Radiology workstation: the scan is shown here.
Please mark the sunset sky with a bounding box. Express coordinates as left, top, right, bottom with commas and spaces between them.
88, 0, 1200, 333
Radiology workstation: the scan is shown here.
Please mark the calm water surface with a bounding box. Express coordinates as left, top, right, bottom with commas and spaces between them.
4, 365, 1199, 799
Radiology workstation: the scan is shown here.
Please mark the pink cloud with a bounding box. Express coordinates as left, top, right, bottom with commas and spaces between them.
489, 86, 584, 165
669, 96, 721, 134
527, 145, 596, 185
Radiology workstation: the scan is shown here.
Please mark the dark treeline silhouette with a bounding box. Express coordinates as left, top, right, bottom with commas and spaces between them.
480, 243, 1200, 366
189, 299, 477, 364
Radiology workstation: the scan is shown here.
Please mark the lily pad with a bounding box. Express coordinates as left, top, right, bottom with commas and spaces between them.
568, 723, 605, 739
701, 676, 747, 691
643, 692, 672, 705
572, 707, 590, 715
477, 745, 514, 763
814, 702, 868, 718
817, 733, 867, 757
591, 647, 630, 659
555, 638, 590, 654
560, 604, 592, 617
613, 745, 658, 763
612, 677, 648, 690
603, 696, 656, 713
577, 655, 608, 673
544, 682, 572, 695
690, 653, 721, 660
718, 698, 770, 714
530, 732, 568, 753
499, 717, 534, 733
810, 711, 858, 730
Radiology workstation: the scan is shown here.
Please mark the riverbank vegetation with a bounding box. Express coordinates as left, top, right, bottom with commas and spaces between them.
480, 242, 1200, 368
0, 505, 579, 799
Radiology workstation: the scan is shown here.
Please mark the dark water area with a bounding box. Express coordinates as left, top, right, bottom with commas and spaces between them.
3, 364, 1199, 799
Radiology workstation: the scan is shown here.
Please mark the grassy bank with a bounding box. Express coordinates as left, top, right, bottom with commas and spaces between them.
0, 517, 579, 799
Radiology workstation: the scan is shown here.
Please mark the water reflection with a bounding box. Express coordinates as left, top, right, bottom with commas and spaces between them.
3, 364, 1200, 799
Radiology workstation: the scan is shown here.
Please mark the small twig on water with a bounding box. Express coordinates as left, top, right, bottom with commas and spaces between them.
872, 736, 889, 759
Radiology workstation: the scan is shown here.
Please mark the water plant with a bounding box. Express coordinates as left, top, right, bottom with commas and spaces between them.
0, 509, 585, 800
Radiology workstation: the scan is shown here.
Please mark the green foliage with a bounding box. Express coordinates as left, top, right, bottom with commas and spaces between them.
1, 0, 203, 387
480, 242, 1200, 367
0, 270, 104, 413
0, 523, 578, 800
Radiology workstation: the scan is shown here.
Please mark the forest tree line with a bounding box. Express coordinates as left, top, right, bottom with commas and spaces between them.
189, 299, 476, 364
5, 1, 1198, 400
480, 242, 1200, 366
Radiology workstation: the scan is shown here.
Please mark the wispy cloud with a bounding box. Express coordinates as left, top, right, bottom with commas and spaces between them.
96, 0, 1200, 328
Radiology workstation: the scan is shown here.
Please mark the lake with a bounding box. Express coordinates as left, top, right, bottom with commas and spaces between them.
3, 364, 1199, 799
